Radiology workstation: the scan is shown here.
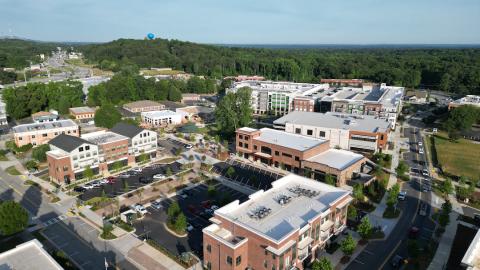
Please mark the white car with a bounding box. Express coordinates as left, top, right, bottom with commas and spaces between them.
99, 179, 108, 185
211, 205, 219, 211
422, 169, 429, 177
153, 174, 166, 180
83, 184, 94, 190
131, 167, 142, 172
418, 142, 423, 146
133, 204, 148, 215
419, 148, 424, 154
398, 191, 407, 201
185, 144, 193, 149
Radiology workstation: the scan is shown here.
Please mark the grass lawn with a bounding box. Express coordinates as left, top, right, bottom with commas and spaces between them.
432, 133, 480, 179
0, 154, 8, 161
6, 166, 21, 175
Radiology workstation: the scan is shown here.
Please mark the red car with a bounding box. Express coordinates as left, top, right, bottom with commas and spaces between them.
107, 176, 117, 184
409, 226, 420, 239
201, 200, 212, 209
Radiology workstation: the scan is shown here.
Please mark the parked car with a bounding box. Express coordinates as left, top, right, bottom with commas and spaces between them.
118, 173, 130, 178
186, 223, 194, 232
419, 202, 428, 216
151, 200, 162, 210
201, 200, 212, 209
422, 169, 429, 177
409, 226, 420, 239
83, 183, 94, 190
185, 144, 193, 149
131, 167, 142, 172
398, 191, 407, 201
91, 181, 102, 187
153, 174, 166, 180
106, 176, 117, 184
74, 186, 86, 192
133, 204, 148, 215
419, 148, 424, 154
418, 141, 423, 146
139, 177, 151, 184
211, 205, 219, 211
99, 179, 108, 185
391, 255, 405, 268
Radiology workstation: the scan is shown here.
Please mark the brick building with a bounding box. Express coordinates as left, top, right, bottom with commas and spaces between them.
69, 107, 96, 121
203, 174, 352, 270
292, 97, 315, 112
236, 127, 367, 186
13, 119, 79, 147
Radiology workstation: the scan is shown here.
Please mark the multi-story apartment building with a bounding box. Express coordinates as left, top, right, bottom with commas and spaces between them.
123, 100, 165, 113
227, 81, 329, 116
47, 134, 99, 184
13, 119, 79, 147
236, 127, 366, 186
292, 97, 316, 112
203, 174, 352, 270
274, 111, 390, 153
47, 124, 156, 183
69, 106, 96, 121
448, 95, 480, 110
110, 123, 158, 159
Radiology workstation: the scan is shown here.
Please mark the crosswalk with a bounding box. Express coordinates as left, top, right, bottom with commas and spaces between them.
42, 214, 68, 227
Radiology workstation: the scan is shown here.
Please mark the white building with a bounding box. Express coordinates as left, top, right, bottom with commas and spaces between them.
111, 123, 157, 157
141, 110, 183, 127
227, 80, 330, 116
0, 239, 63, 270
0, 95, 7, 127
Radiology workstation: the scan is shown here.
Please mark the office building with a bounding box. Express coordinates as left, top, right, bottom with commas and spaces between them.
0, 239, 63, 270
69, 106, 96, 121
141, 110, 183, 127
274, 111, 390, 153
236, 127, 367, 186
203, 174, 352, 270
13, 119, 79, 147
448, 95, 480, 110
123, 100, 165, 113
110, 123, 158, 159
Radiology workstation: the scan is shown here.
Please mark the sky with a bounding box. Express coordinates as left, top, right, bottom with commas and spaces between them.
1, 0, 480, 44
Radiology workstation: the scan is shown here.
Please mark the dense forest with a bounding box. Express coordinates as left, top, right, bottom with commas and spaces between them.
2, 80, 84, 119
87, 69, 216, 106
0, 39, 58, 69
80, 38, 480, 95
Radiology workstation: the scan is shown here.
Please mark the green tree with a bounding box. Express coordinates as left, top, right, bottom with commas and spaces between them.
226, 167, 236, 178
395, 160, 409, 176
31, 144, 50, 162
123, 180, 129, 193
353, 183, 365, 202
25, 160, 38, 171
83, 166, 94, 180
0, 201, 29, 236
386, 183, 400, 208
138, 153, 149, 163
167, 202, 181, 221
347, 204, 357, 220
94, 103, 122, 128
324, 174, 336, 186
215, 87, 253, 135
168, 86, 182, 102
174, 212, 187, 233
312, 257, 333, 270
358, 216, 372, 239
340, 234, 357, 257
112, 160, 123, 171
442, 178, 454, 195
443, 105, 480, 139
166, 167, 173, 176
207, 185, 216, 198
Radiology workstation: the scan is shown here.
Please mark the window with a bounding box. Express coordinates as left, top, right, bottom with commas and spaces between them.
264, 260, 268, 268
244, 143, 249, 148
85, 145, 90, 150
282, 153, 292, 158
319, 131, 326, 137
79, 147, 84, 152
239, 142, 243, 147
380, 134, 384, 140
307, 129, 313, 136
295, 156, 300, 161
254, 145, 258, 150
206, 244, 211, 253
239, 135, 243, 139
31, 135, 36, 139
67, 131, 70, 134
63, 166, 68, 172
206, 262, 211, 270
42, 133, 48, 137
226, 256, 232, 265
275, 151, 279, 156
54, 132, 58, 135
295, 128, 301, 134
19, 137, 22, 140
236, 256, 241, 266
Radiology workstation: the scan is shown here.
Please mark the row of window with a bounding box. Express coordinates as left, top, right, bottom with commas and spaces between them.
294, 128, 326, 138
17, 129, 77, 141
205, 245, 242, 267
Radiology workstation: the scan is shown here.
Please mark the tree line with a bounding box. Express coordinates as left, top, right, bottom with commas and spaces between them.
0, 39, 57, 69
79, 38, 480, 95
87, 68, 217, 106
3, 80, 84, 119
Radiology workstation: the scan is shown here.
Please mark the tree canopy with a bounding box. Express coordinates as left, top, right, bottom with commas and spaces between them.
443, 105, 480, 139
3, 80, 84, 119
0, 39, 57, 69
94, 103, 122, 129
32, 144, 50, 162
215, 87, 253, 135
79, 38, 480, 95
0, 201, 29, 236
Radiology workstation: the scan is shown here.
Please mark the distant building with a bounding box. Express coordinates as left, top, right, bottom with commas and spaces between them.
292, 96, 316, 112
0, 95, 7, 127
274, 111, 391, 153
448, 95, 480, 110
141, 110, 183, 127
320, 78, 363, 87
123, 100, 165, 113
236, 127, 367, 186
404, 90, 428, 104
13, 119, 79, 147
69, 106, 96, 121
31, 111, 59, 123
224, 75, 266, 82
203, 174, 352, 270
181, 93, 201, 104
0, 239, 63, 270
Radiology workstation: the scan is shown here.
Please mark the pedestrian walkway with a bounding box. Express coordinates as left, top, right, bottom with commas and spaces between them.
427, 211, 459, 270
367, 195, 399, 238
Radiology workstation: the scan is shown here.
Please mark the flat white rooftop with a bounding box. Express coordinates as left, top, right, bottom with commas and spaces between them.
306, 149, 364, 170
238, 127, 258, 133
69, 106, 95, 114
12, 119, 77, 134
274, 111, 391, 133
255, 128, 326, 151
0, 239, 63, 270
451, 95, 480, 107
215, 174, 350, 242
141, 110, 180, 118
81, 130, 128, 145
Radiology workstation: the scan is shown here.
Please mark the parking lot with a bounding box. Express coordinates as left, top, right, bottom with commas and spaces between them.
212, 159, 284, 190
133, 183, 249, 259
158, 138, 192, 155
79, 162, 182, 201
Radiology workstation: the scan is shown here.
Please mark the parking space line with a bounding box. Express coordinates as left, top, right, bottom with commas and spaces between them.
69, 251, 79, 257
364, 250, 374, 255
80, 261, 91, 267
58, 242, 69, 248
354, 259, 365, 265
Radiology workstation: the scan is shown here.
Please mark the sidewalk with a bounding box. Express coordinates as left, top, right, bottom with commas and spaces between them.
427, 211, 459, 270
367, 194, 399, 238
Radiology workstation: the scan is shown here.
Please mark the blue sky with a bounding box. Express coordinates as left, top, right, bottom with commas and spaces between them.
1, 0, 479, 44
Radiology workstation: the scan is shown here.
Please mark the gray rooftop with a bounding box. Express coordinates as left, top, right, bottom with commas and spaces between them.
111, 122, 144, 138
69, 106, 95, 114
0, 239, 63, 270
274, 111, 391, 133
306, 149, 365, 170
256, 128, 327, 151
49, 134, 92, 152
215, 174, 350, 242
81, 131, 128, 145
12, 119, 77, 134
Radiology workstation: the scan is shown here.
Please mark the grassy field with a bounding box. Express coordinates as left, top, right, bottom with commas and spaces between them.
6, 166, 21, 175
433, 133, 480, 179
140, 69, 184, 76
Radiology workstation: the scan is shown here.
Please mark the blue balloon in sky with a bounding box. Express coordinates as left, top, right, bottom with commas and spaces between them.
147, 33, 155, 40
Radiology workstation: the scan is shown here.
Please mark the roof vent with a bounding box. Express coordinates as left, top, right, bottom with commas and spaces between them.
288, 186, 319, 198
248, 206, 272, 219
276, 194, 292, 206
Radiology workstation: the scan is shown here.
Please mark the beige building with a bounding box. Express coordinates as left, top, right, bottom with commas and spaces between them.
13, 119, 79, 147
123, 100, 165, 113
69, 106, 96, 121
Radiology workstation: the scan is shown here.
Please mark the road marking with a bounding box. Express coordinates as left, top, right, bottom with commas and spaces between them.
58, 242, 69, 248
354, 259, 365, 265
364, 249, 374, 255
80, 261, 91, 266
